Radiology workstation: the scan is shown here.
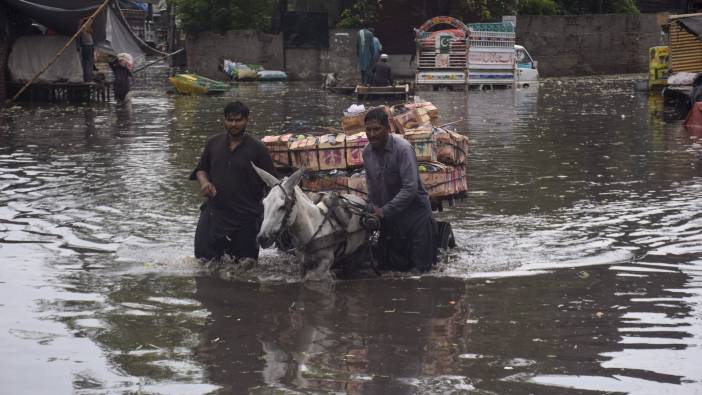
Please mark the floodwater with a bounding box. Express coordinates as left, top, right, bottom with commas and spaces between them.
1, 67, 702, 394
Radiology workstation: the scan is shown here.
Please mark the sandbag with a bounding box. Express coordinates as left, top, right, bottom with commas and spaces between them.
257, 70, 288, 80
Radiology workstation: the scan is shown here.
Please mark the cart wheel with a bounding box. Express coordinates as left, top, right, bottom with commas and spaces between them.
437, 221, 456, 249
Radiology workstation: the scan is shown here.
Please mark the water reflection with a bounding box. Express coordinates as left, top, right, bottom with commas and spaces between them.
189, 259, 702, 394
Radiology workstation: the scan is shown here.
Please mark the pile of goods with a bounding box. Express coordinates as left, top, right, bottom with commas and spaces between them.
261, 102, 468, 201
222, 60, 288, 81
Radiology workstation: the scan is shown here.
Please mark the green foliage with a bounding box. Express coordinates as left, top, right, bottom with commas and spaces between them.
174, 0, 276, 34
518, 0, 559, 15
449, 0, 638, 20
554, 0, 639, 14
450, 0, 518, 22
335, 0, 382, 28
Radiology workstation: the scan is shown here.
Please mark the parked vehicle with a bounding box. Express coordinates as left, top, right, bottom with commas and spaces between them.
414, 17, 539, 89
515, 45, 539, 88
415, 16, 469, 88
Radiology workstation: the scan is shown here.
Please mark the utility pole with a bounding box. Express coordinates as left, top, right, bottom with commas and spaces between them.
167, 1, 175, 65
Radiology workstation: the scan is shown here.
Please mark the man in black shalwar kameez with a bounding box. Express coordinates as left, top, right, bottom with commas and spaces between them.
190, 101, 277, 261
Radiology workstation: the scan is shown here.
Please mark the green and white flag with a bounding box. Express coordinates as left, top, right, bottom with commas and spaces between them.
437, 34, 451, 54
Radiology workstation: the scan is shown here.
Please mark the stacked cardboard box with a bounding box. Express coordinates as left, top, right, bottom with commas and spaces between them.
418, 162, 467, 198
261, 101, 468, 201
261, 133, 295, 168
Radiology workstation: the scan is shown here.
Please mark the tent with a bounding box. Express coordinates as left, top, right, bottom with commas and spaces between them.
0, 0, 163, 65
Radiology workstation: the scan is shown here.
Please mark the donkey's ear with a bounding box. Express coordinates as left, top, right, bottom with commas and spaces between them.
252, 162, 279, 187
283, 168, 304, 192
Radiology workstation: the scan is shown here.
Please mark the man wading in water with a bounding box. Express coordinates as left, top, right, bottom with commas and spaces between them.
191, 101, 277, 262
363, 108, 438, 272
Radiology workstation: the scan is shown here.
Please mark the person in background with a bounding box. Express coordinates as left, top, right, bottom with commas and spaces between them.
362, 108, 437, 272
191, 101, 277, 262
109, 53, 133, 102
370, 53, 393, 86
356, 23, 374, 85
77, 17, 94, 83
369, 28, 382, 65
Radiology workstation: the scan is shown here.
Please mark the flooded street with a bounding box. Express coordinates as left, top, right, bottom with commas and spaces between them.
1, 70, 702, 394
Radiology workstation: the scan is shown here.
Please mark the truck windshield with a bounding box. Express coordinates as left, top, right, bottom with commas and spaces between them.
516, 48, 532, 67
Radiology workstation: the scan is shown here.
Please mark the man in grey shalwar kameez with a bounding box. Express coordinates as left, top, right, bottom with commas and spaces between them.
356, 26, 374, 85
362, 108, 438, 272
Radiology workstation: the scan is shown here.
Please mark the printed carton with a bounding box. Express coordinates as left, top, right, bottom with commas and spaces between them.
261, 133, 294, 168
347, 171, 368, 197
435, 129, 469, 165
404, 127, 437, 162
301, 171, 348, 192
418, 162, 467, 198
345, 132, 368, 168
290, 136, 320, 171
341, 111, 366, 134
317, 133, 347, 170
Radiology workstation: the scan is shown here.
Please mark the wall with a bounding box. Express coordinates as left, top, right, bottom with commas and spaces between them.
186, 28, 359, 81
186, 14, 666, 81
516, 13, 666, 77
185, 30, 284, 80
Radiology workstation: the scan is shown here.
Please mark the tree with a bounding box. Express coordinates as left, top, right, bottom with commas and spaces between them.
450, 0, 517, 22
335, 0, 382, 28
449, 0, 639, 19
174, 0, 276, 34
554, 0, 639, 14
518, 0, 559, 15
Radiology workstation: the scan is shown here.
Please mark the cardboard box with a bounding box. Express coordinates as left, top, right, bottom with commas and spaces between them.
405, 102, 438, 121
347, 171, 368, 197
318, 133, 347, 170
436, 129, 469, 165
342, 111, 366, 133
261, 133, 294, 168
301, 171, 349, 192
393, 108, 422, 130
450, 165, 468, 194
404, 127, 437, 162
346, 132, 368, 168
418, 162, 466, 198
290, 136, 320, 171
415, 107, 433, 125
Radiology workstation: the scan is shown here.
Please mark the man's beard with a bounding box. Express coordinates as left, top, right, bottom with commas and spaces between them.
228, 128, 245, 139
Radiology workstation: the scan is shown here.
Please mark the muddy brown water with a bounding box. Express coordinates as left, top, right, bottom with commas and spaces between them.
1, 69, 701, 394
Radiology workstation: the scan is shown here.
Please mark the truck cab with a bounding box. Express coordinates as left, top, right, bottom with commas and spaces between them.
515, 44, 539, 87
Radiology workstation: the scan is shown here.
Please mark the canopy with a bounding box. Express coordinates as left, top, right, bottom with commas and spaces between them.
0, 0, 164, 64
677, 15, 702, 40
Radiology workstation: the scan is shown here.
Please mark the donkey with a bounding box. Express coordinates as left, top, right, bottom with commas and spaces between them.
252, 164, 369, 280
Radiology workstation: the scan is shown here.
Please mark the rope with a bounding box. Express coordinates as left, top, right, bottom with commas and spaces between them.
131, 48, 184, 73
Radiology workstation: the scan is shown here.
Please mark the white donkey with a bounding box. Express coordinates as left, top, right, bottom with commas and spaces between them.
252, 164, 369, 280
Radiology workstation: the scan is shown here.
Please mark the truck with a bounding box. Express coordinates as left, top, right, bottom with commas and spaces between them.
415, 17, 539, 89
415, 16, 469, 88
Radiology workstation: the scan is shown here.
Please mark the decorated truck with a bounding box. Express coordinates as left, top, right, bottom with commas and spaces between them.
415, 16, 470, 88
467, 22, 517, 86
415, 17, 538, 89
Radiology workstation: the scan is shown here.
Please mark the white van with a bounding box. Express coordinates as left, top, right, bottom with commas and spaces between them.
515, 45, 539, 88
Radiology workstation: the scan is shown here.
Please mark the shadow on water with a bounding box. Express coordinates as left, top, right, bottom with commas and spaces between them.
1, 72, 702, 393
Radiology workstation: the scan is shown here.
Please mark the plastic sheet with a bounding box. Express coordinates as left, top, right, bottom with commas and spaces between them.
8, 35, 83, 83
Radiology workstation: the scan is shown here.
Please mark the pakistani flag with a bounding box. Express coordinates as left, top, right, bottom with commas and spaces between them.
437, 34, 452, 54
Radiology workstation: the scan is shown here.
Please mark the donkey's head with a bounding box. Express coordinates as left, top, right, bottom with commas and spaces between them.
253, 163, 304, 248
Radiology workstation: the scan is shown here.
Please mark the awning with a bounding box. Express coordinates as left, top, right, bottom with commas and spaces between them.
0, 0, 164, 64
677, 15, 702, 40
